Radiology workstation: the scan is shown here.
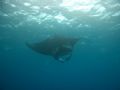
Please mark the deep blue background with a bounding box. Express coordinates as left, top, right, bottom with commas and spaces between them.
0, 23, 120, 90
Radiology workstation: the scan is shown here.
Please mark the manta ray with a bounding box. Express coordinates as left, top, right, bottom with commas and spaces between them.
26, 36, 80, 63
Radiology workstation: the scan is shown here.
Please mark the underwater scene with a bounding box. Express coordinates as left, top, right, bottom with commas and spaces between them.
0, 0, 120, 90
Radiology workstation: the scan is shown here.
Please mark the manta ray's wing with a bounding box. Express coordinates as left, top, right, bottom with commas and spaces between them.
26, 41, 57, 55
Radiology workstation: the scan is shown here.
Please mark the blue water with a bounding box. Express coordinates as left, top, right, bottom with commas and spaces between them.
0, 0, 120, 90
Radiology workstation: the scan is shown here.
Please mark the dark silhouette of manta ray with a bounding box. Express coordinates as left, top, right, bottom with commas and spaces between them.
26, 36, 80, 63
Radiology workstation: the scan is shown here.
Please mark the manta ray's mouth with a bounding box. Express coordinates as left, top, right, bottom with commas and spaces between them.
55, 51, 72, 63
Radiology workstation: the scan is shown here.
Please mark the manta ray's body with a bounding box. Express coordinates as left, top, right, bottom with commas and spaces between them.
26, 36, 80, 63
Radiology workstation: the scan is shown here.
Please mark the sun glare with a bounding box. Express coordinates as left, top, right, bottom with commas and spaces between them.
60, 0, 98, 12
24, 2, 31, 7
